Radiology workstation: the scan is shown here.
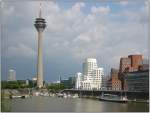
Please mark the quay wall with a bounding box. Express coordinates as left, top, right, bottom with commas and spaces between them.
63, 89, 149, 100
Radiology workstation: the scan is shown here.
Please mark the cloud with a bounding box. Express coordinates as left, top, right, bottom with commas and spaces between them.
119, 1, 128, 6
91, 6, 110, 14
2, 5, 14, 16
72, 2, 85, 12
7, 44, 36, 58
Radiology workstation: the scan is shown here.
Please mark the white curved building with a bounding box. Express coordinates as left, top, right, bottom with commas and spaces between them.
75, 58, 105, 90
75, 72, 83, 89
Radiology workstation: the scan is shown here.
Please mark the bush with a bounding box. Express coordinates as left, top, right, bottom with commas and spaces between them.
47, 83, 65, 91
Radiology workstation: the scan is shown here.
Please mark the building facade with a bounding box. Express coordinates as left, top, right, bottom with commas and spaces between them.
75, 58, 105, 90
123, 70, 149, 92
119, 55, 144, 90
7, 69, 16, 81
61, 76, 76, 89
83, 58, 98, 77
119, 57, 131, 73
109, 68, 122, 90
75, 72, 83, 89
128, 55, 142, 70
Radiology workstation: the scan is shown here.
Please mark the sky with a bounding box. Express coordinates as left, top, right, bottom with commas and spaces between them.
1, 0, 149, 82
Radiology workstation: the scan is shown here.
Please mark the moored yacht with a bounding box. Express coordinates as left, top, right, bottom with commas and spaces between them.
99, 93, 128, 103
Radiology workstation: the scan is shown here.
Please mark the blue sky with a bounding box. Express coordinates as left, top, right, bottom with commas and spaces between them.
1, 0, 149, 82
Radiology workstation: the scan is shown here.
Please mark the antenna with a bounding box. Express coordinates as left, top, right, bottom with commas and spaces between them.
39, 2, 42, 18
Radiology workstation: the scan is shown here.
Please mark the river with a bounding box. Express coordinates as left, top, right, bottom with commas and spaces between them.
7, 96, 149, 112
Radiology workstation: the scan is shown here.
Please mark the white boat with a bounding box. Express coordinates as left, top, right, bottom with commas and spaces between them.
72, 94, 79, 98
57, 93, 63, 97
67, 94, 71, 98
63, 95, 68, 98
33, 92, 40, 96
10, 95, 30, 99
99, 93, 128, 103
40, 92, 49, 96
10, 95, 22, 99
63, 93, 68, 98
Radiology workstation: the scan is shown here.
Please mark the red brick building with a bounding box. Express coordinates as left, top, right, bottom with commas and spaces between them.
128, 55, 142, 70
119, 55, 143, 73
119, 57, 131, 73
108, 68, 122, 91
118, 55, 143, 90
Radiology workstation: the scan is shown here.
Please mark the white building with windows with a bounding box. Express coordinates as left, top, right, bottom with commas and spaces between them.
75, 72, 83, 89
7, 69, 16, 81
75, 58, 105, 90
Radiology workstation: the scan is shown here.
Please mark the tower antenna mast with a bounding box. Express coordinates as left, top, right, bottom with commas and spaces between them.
39, 2, 42, 18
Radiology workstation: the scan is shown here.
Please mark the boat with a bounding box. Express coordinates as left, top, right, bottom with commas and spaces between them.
63, 95, 68, 98
72, 94, 79, 98
10, 95, 30, 99
99, 93, 128, 103
10, 95, 22, 99
21, 95, 30, 99
40, 92, 49, 97
57, 93, 63, 97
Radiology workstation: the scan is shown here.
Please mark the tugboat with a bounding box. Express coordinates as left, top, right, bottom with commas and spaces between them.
99, 93, 128, 103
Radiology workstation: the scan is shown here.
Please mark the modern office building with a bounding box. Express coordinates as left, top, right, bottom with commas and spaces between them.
75, 58, 105, 90
123, 70, 149, 92
7, 69, 16, 81
34, 3, 46, 88
61, 76, 76, 89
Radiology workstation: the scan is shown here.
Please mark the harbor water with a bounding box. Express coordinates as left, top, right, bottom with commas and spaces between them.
6, 96, 149, 112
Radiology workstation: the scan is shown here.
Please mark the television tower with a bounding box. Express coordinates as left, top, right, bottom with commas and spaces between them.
34, 3, 46, 88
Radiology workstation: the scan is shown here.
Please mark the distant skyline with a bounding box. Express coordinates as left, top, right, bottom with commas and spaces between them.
1, 0, 149, 82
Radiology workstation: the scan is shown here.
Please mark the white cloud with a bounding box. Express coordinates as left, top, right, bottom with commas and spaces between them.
120, 1, 128, 6
48, 1, 60, 13
72, 2, 85, 12
91, 6, 110, 14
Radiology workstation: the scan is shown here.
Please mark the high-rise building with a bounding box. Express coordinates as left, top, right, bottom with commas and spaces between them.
75, 58, 105, 90
34, 3, 46, 88
8, 69, 16, 81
